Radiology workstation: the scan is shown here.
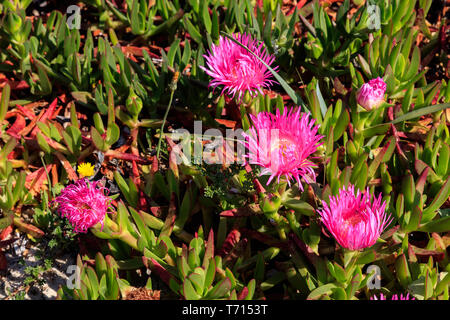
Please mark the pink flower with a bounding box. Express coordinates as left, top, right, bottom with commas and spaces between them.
370, 293, 415, 300
52, 179, 113, 233
356, 77, 386, 111
200, 33, 277, 101
317, 185, 392, 251
243, 108, 323, 189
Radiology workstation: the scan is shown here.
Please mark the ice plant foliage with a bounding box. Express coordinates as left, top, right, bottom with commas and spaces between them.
77, 162, 95, 177
356, 77, 387, 111
243, 108, 323, 189
317, 185, 392, 251
52, 179, 112, 233
3, 0, 450, 302
200, 33, 277, 100
370, 293, 415, 300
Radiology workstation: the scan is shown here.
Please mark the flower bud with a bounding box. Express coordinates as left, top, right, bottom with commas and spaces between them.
6, 12, 22, 35
259, 193, 282, 216
243, 90, 252, 104
126, 88, 143, 119
356, 77, 386, 111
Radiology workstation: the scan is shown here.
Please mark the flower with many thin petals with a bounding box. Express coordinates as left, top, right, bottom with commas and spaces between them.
370, 293, 415, 300
317, 185, 392, 251
52, 179, 113, 233
243, 108, 323, 189
200, 33, 277, 101
356, 77, 386, 111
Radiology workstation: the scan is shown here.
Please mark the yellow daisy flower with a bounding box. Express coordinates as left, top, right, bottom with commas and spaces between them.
77, 162, 95, 177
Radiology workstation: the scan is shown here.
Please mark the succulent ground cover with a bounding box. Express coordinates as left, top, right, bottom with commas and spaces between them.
0, 0, 449, 301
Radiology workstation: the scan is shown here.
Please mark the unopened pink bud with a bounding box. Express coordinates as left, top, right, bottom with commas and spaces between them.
356, 77, 386, 111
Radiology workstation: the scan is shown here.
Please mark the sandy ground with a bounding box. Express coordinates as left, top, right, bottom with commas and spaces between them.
0, 234, 76, 300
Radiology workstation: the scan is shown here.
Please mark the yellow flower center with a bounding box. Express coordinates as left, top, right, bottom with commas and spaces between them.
77, 162, 95, 177
344, 214, 363, 226
271, 137, 296, 162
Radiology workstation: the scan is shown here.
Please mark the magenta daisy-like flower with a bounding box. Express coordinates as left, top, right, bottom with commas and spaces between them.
356, 77, 387, 111
52, 179, 113, 233
243, 107, 323, 189
200, 33, 277, 100
370, 293, 415, 300
317, 185, 392, 251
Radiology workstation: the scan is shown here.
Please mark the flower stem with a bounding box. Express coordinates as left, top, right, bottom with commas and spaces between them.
156, 89, 175, 160
156, 72, 178, 160
239, 104, 251, 131
342, 247, 359, 269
